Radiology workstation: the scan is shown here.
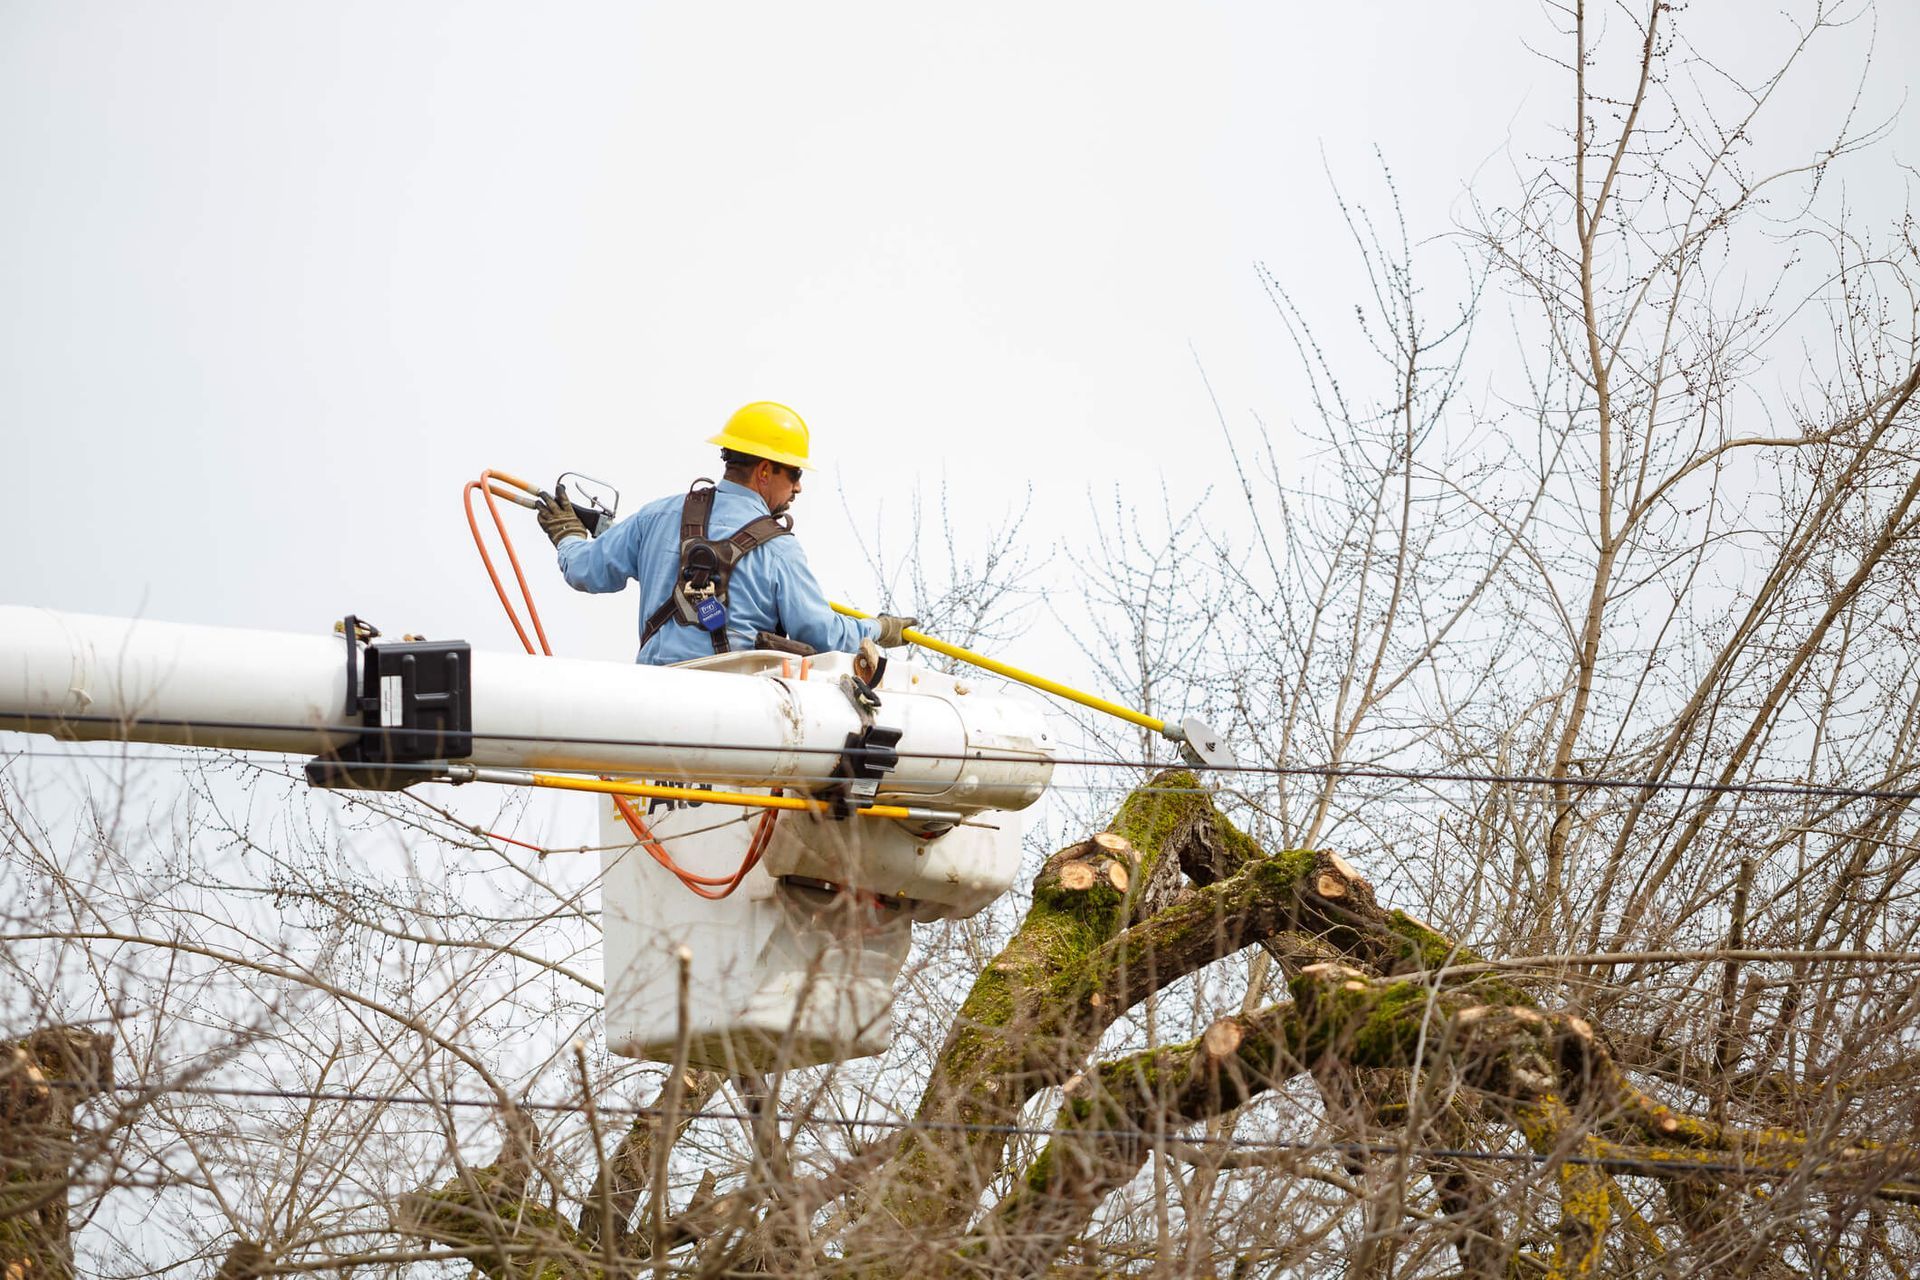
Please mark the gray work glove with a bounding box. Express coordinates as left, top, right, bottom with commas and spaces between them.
538, 483, 589, 547
874, 614, 918, 648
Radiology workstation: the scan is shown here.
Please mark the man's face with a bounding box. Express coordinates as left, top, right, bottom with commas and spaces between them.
759, 461, 803, 515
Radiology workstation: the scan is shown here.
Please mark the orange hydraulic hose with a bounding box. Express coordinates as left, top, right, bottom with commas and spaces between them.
463, 470, 553, 656
463, 466, 777, 897
637, 795, 777, 900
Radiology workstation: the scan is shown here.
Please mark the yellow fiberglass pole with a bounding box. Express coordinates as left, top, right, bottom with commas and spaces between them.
523, 772, 924, 821
830, 602, 1169, 736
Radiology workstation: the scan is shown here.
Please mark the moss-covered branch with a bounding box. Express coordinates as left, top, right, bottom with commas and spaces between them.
850, 773, 1365, 1259
574, 1069, 721, 1251
1513, 1095, 1613, 1279
980, 965, 1524, 1276
975, 951, 1920, 1275
983, 1004, 1304, 1275
396, 1117, 600, 1280
846, 778, 1252, 1248
1, 1027, 114, 1280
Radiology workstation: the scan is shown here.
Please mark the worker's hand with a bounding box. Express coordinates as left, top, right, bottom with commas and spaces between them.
538, 484, 589, 547
538, 486, 589, 546
873, 614, 918, 648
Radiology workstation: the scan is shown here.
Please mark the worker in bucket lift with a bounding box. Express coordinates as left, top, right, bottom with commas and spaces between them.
536, 402, 916, 665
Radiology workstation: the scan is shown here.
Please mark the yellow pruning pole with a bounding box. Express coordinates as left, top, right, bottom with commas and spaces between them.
441, 765, 961, 823
830, 602, 1237, 767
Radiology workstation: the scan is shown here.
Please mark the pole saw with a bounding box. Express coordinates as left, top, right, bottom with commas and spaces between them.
829, 602, 1238, 769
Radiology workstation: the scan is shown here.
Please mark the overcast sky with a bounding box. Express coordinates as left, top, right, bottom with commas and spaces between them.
3, 1, 1915, 716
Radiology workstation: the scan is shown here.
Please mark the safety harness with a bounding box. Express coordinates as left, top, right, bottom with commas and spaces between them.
640, 480, 792, 655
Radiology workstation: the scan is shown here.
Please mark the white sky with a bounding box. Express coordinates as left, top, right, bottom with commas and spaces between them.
2, 0, 1915, 690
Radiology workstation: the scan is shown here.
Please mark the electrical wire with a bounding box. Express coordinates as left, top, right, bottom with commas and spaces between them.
11, 707, 1920, 808
122, 1082, 1920, 1187
1, 744, 1900, 818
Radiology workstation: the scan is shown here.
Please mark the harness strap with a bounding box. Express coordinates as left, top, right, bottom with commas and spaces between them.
641, 597, 677, 650
727, 513, 793, 554
683, 485, 729, 654
680, 485, 716, 543
643, 485, 715, 651
639, 483, 793, 656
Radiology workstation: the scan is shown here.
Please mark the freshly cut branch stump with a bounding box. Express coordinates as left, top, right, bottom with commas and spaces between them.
1058, 862, 1097, 891
1202, 1018, 1245, 1059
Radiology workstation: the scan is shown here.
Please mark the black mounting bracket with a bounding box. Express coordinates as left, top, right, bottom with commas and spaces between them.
305, 614, 473, 791
820, 673, 901, 818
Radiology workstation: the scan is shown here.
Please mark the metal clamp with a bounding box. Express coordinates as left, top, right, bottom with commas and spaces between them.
821, 673, 901, 818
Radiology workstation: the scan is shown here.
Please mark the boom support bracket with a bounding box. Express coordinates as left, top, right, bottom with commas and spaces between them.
306, 615, 473, 790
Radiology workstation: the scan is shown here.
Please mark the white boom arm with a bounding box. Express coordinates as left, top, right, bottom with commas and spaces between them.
0, 607, 1053, 811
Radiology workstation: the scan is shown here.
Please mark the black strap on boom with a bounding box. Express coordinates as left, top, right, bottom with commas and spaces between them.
641, 480, 792, 655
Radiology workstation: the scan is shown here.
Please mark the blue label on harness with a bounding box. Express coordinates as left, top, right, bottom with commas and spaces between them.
696, 597, 727, 632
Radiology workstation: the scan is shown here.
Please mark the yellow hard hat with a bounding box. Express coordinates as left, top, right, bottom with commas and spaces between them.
706, 401, 814, 471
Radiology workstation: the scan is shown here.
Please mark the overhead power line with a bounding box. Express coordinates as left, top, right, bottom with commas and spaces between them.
124, 1082, 1920, 1189
7, 711, 1920, 807
6, 747, 1882, 816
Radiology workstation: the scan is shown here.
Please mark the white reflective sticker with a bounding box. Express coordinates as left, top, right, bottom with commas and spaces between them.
380, 674, 403, 727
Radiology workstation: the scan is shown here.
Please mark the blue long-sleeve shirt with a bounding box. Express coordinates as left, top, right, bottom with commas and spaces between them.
556, 479, 879, 664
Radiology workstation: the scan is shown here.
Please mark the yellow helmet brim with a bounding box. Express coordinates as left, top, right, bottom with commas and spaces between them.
705, 429, 814, 471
